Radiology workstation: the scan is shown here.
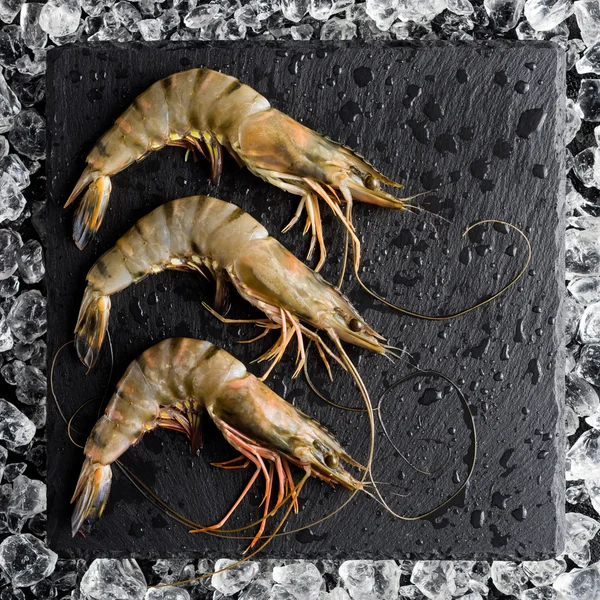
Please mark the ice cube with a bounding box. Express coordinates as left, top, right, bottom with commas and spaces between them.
0, 155, 28, 191
0, 274, 19, 298
309, 0, 353, 19
567, 373, 600, 416
565, 99, 582, 143
145, 587, 191, 599
579, 303, 600, 343
520, 587, 561, 599
80, 559, 147, 600
523, 0, 573, 31
271, 585, 297, 600
7, 474, 45, 518
16, 240, 44, 285
20, 3, 47, 48
573, 148, 600, 188
0, 445, 6, 481
409, 561, 457, 599
0, 69, 21, 134
273, 562, 323, 600
553, 563, 600, 599
215, 17, 247, 38
7, 108, 45, 160
0, 173, 25, 222
4, 461, 26, 482
577, 79, 600, 122
577, 41, 600, 75
490, 562, 528, 596
239, 578, 272, 599
521, 559, 566, 587
138, 18, 162, 39
568, 427, 600, 478
484, 0, 525, 31
7, 290, 46, 343
340, 560, 400, 600
567, 38, 586, 70
564, 512, 600, 556
567, 482, 589, 504
279, 0, 308, 20
446, 0, 474, 13
568, 277, 600, 305
0, 398, 35, 448
365, 0, 398, 29
113, 1, 142, 30
184, 4, 221, 28
14, 362, 45, 405
398, 0, 447, 21
39, 0, 81, 36
573, 0, 600, 47
320, 17, 356, 38
566, 228, 600, 277
290, 23, 314, 38
320, 588, 351, 599
0, 534, 57, 588
0, 0, 23, 24
0, 228, 21, 279
211, 559, 259, 595
577, 343, 600, 386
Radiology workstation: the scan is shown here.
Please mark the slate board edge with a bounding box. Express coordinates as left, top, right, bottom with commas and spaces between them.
45, 41, 567, 560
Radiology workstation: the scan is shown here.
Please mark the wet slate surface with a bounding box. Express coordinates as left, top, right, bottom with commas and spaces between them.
45, 41, 565, 560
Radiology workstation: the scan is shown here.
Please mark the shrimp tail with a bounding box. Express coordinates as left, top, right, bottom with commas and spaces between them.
75, 286, 111, 369
71, 458, 112, 537
72, 175, 112, 250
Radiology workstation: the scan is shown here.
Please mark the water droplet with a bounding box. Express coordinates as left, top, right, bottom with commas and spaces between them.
407, 119, 430, 144
532, 164, 547, 179
456, 69, 468, 84
339, 101, 362, 124
403, 84, 421, 108
458, 126, 474, 141
492, 491, 511, 509
493, 139, 512, 159
423, 98, 443, 121
353, 66, 373, 88
516, 108, 546, 139
471, 509, 485, 528
494, 71, 508, 86
434, 133, 457, 154
514, 80, 530, 94
511, 505, 527, 521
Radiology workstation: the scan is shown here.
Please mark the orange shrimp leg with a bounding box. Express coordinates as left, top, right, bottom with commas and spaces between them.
211, 456, 250, 470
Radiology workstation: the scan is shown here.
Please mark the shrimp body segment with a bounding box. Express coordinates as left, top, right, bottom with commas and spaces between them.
71, 338, 362, 543
66, 68, 406, 268
75, 195, 385, 370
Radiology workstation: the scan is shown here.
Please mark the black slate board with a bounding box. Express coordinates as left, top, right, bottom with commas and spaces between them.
45, 41, 565, 560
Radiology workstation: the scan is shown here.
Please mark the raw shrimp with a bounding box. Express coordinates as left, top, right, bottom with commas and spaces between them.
65, 68, 406, 271
71, 338, 364, 548
75, 195, 387, 383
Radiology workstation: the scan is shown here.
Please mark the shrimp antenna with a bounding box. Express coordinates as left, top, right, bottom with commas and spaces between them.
302, 343, 370, 413
354, 219, 531, 321
370, 369, 477, 520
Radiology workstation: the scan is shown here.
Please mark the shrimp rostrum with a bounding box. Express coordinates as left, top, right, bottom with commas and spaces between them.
72, 338, 363, 548
66, 68, 406, 270
76, 196, 387, 384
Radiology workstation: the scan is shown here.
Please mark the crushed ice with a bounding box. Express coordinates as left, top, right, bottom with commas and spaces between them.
0, 0, 596, 597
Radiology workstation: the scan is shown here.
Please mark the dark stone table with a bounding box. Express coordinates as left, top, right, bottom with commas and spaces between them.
45, 41, 565, 560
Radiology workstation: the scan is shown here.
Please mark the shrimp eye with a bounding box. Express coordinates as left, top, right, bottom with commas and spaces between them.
364, 175, 378, 190
325, 454, 339, 468
349, 318, 364, 332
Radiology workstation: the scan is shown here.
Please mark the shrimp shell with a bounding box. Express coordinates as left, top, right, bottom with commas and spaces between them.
75, 195, 386, 371
66, 68, 406, 270
71, 338, 362, 545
